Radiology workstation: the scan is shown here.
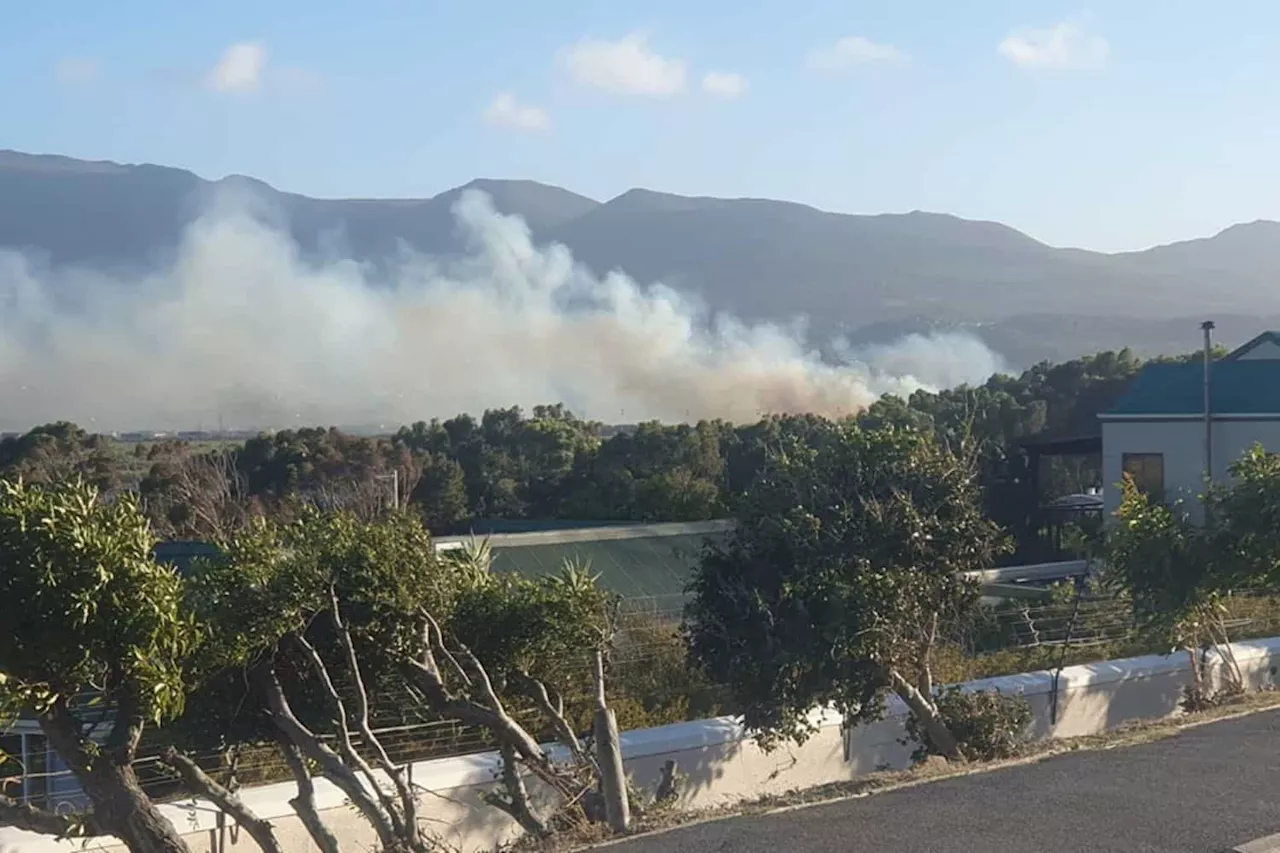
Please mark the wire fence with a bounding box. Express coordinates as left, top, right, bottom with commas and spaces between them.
9, 586, 1280, 813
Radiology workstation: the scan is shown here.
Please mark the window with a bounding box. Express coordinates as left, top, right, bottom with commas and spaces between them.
0, 733, 49, 808
1122, 453, 1165, 500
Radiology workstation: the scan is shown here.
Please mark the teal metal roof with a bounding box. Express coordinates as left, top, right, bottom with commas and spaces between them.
440, 521, 734, 610
463, 518, 649, 534
1102, 360, 1280, 417
154, 540, 223, 574
157, 521, 735, 611
1225, 331, 1280, 360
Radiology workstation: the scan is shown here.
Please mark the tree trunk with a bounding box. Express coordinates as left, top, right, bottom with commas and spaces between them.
80, 760, 191, 853
276, 736, 343, 853
161, 748, 284, 853
250, 662, 402, 853
592, 651, 630, 834
484, 742, 551, 840
0, 795, 104, 837
37, 710, 191, 853
887, 669, 965, 762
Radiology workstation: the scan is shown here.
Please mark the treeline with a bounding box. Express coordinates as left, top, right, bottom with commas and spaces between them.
2, 355, 1277, 853
0, 348, 1205, 545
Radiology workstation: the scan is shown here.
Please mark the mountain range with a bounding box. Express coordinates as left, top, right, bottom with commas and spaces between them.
3, 148, 1279, 368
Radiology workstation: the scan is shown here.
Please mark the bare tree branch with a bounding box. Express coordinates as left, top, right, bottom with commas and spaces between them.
918, 610, 939, 700
404, 620, 575, 801
0, 795, 102, 838
482, 743, 551, 840
287, 631, 405, 838
452, 641, 505, 713
420, 609, 472, 690
885, 667, 965, 762
274, 733, 342, 853
161, 747, 284, 853
515, 670, 590, 768
148, 449, 252, 540
250, 661, 400, 853
329, 587, 420, 848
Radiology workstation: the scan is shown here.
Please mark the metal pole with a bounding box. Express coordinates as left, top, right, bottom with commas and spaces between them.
1202, 320, 1215, 487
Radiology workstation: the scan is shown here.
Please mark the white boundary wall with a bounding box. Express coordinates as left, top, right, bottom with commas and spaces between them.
5, 637, 1279, 853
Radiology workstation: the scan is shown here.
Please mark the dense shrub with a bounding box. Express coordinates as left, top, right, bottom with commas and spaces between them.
902, 686, 1033, 763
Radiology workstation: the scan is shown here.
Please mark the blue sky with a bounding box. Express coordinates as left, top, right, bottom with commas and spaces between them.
4, 0, 1279, 251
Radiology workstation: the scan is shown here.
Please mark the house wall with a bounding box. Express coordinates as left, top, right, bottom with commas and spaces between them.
4, 638, 1279, 853
1101, 418, 1280, 517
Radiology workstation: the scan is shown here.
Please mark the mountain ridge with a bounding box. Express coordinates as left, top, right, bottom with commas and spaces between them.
8, 148, 1274, 253
3, 149, 1278, 367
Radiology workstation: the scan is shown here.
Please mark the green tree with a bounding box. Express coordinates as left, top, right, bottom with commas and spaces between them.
1104, 445, 1280, 703
685, 423, 1009, 759
184, 512, 620, 847
0, 479, 195, 853
410, 453, 470, 532
0, 423, 129, 495
1104, 480, 1252, 703
1213, 444, 1280, 577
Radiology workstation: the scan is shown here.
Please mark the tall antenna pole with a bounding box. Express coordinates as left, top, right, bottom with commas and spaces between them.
1202, 320, 1215, 488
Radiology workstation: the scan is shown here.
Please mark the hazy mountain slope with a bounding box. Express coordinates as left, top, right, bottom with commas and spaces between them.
548, 188, 1280, 334
840, 313, 1280, 369
0, 151, 597, 267
0, 152, 205, 268
1116, 220, 1280, 283
3, 149, 1279, 368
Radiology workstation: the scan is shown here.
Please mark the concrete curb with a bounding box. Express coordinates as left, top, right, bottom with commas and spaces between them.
1232, 832, 1280, 853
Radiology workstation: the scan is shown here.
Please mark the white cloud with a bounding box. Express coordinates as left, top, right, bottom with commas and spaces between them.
56, 58, 100, 85
559, 32, 687, 97
701, 70, 748, 99
806, 36, 906, 71
998, 21, 1110, 70
206, 42, 267, 93
483, 92, 553, 132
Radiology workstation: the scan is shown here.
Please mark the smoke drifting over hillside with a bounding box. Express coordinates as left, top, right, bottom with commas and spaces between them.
0, 190, 1006, 432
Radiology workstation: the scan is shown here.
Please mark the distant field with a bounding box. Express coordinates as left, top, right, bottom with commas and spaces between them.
110, 438, 246, 453
103, 437, 246, 481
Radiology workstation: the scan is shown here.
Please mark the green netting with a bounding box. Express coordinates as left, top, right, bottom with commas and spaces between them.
490, 532, 727, 607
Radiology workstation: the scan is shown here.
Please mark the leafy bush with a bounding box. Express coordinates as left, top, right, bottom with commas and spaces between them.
902, 686, 1033, 763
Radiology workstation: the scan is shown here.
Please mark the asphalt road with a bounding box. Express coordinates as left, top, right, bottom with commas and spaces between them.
608, 710, 1280, 853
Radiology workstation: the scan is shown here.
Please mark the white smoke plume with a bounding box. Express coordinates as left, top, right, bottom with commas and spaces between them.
0, 190, 1007, 432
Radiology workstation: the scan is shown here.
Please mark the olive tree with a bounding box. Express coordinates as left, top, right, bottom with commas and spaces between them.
1105, 445, 1280, 703
1105, 477, 1244, 699
685, 423, 1009, 759
182, 512, 619, 851
441, 538, 626, 834
1213, 445, 1280, 577
0, 479, 195, 853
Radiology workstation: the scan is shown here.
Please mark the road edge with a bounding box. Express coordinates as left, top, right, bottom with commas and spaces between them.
570, 694, 1280, 852
1232, 832, 1280, 853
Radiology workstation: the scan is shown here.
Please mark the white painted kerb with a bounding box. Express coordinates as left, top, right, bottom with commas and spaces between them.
4, 637, 1278, 853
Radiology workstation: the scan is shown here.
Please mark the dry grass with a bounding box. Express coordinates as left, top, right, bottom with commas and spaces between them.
546, 689, 1280, 852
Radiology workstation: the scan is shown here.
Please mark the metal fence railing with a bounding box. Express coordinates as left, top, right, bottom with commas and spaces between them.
9, 588, 1280, 812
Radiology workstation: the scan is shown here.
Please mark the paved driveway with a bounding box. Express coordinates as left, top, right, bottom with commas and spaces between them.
608, 710, 1280, 853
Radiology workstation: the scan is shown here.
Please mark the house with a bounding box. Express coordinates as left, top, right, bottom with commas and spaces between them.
1099, 331, 1280, 518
